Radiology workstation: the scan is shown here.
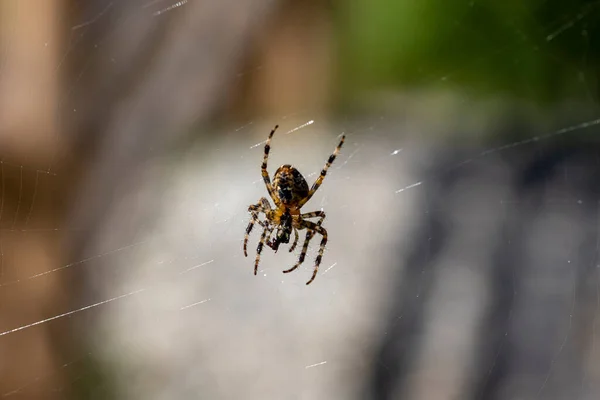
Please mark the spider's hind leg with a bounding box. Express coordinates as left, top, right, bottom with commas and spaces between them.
282, 229, 312, 274
288, 228, 299, 252
302, 221, 328, 285
283, 213, 325, 278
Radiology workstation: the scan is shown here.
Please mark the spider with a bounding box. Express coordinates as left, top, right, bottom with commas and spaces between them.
243, 125, 345, 285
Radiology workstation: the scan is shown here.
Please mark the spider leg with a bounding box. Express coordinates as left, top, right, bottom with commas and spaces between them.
244, 197, 272, 257
301, 210, 325, 219
298, 135, 345, 208
261, 125, 281, 206
260, 196, 271, 209
243, 214, 257, 257
299, 220, 328, 285
282, 229, 312, 274
254, 225, 273, 275
283, 213, 325, 274
243, 212, 267, 257
288, 227, 299, 252
247, 197, 272, 214
300, 211, 326, 244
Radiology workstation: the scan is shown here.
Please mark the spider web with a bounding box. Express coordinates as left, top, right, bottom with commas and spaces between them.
0, 1, 600, 399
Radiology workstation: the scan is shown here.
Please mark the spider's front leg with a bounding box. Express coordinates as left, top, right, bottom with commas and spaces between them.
261, 125, 281, 206
243, 197, 271, 257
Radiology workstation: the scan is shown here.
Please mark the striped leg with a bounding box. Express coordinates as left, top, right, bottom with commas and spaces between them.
283, 213, 325, 275
244, 197, 271, 257
254, 225, 273, 275
301, 210, 326, 220
288, 228, 299, 252
248, 197, 271, 214
283, 229, 313, 275
301, 221, 328, 285
243, 214, 257, 257
300, 211, 325, 246
243, 213, 267, 256
261, 125, 280, 205
298, 135, 345, 207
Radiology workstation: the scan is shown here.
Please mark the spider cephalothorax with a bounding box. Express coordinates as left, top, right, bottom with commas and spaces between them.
268, 209, 292, 252
243, 125, 345, 285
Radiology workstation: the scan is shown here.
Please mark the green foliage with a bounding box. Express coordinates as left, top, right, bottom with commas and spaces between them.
335, 0, 600, 104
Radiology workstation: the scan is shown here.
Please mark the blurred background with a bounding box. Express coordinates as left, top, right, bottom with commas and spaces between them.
0, 0, 600, 399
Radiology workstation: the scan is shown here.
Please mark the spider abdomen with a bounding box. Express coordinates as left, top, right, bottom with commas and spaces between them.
272, 164, 309, 206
